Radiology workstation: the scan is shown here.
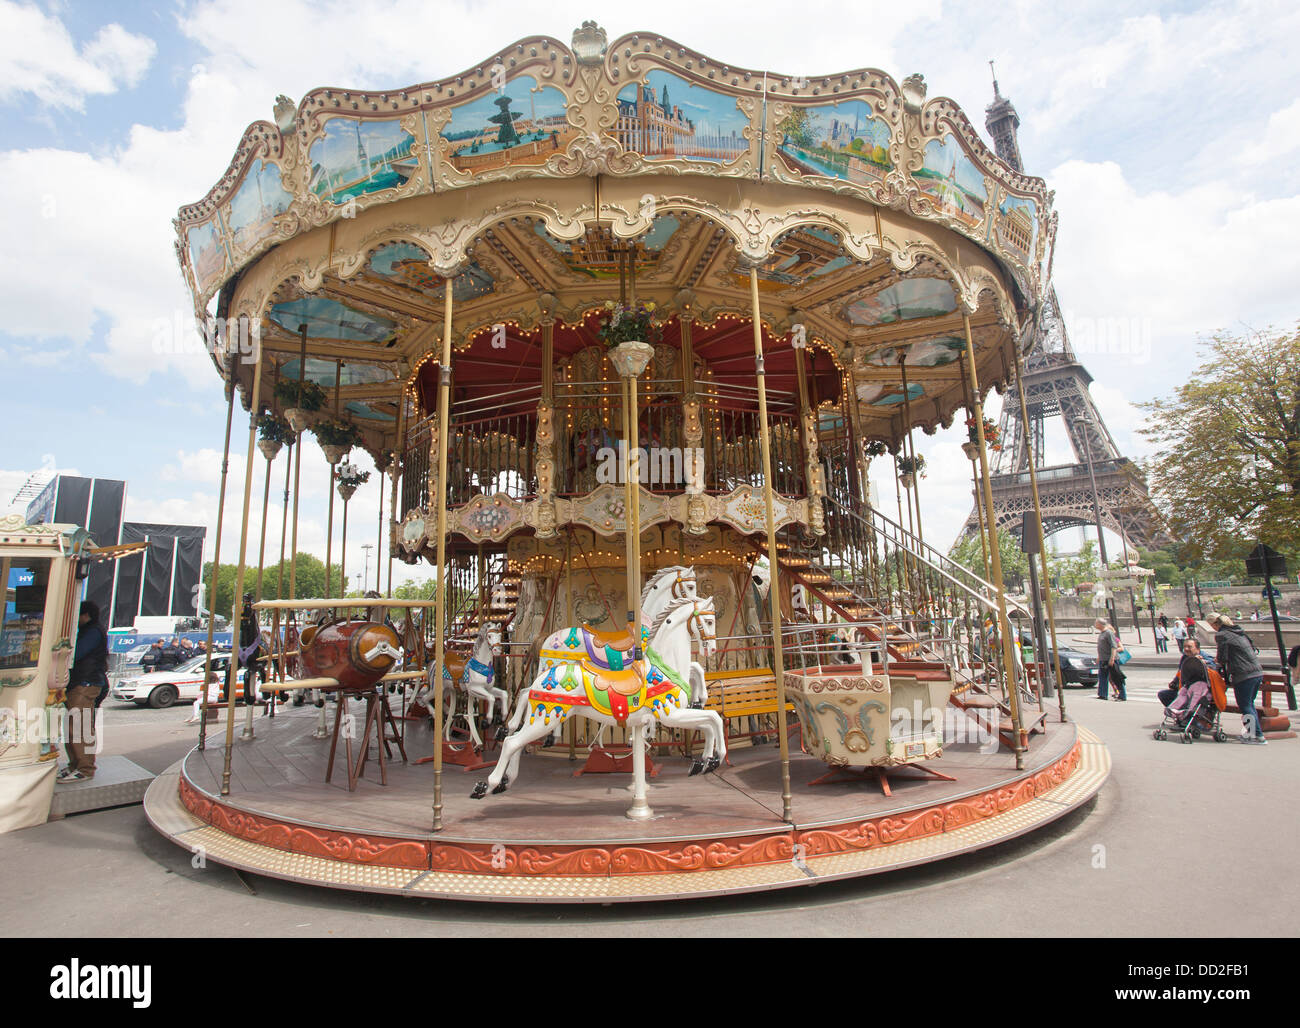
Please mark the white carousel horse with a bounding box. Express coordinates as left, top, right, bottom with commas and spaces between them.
533, 565, 698, 660
417, 621, 504, 748
472, 596, 724, 799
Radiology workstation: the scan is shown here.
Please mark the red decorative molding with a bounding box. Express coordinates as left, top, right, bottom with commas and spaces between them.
176, 740, 1086, 878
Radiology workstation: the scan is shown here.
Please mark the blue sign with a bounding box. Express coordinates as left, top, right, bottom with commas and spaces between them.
109, 630, 233, 654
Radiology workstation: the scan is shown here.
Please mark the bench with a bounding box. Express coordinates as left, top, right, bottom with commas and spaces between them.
701, 668, 793, 747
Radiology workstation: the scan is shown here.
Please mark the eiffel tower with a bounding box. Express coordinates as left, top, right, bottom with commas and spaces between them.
959, 69, 1167, 552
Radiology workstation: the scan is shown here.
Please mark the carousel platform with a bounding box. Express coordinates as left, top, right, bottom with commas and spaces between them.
145, 705, 1108, 903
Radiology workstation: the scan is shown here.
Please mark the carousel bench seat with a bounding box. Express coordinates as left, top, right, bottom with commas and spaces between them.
702, 668, 793, 725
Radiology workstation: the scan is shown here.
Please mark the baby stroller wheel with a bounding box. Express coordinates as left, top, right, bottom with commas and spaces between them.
1214, 730, 1228, 743
1181, 731, 1193, 743
1155, 728, 1167, 740
1152, 728, 1162, 740
1189, 725, 1201, 740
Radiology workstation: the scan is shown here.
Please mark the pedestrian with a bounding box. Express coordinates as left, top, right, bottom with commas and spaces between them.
1209, 613, 1266, 744
1170, 618, 1187, 651
1094, 618, 1127, 701
58, 601, 108, 782
1154, 621, 1169, 653
1158, 637, 1216, 707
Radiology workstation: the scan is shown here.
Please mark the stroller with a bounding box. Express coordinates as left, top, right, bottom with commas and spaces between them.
1154, 666, 1229, 744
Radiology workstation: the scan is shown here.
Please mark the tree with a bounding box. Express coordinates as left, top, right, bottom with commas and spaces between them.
1048, 539, 1099, 591
949, 526, 1029, 590
1140, 324, 1300, 562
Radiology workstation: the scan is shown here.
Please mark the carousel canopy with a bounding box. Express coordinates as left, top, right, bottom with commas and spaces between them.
176, 22, 1055, 457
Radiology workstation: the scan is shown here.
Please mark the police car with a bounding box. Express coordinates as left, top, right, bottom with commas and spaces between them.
110, 653, 265, 709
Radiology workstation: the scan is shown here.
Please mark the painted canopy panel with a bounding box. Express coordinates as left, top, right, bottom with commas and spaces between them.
308, 117, 417, 204
280, 358, 397, 387
776, 101, 892, 185
441, 75, 576, 173
269, 298, 397, 343
368, 242, 495, 302
844, 278, 958, 326
917, 133, 988, 230
227, 159, 292, 252
615, 70, 749, 163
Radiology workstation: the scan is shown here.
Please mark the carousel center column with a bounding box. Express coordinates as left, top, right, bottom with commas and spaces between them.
748, 264, 793, 826
431, 276, 458, 832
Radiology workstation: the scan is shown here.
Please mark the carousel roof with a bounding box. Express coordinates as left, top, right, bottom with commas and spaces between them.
175, 23, 1056, 454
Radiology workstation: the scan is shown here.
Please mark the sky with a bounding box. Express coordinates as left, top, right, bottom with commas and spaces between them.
2, 0, 1299, 591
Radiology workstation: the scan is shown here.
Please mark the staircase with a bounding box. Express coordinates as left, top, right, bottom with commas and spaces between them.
750, 495, 1046, 752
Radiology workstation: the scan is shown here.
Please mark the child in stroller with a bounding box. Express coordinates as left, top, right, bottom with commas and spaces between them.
1154, 655, 1229, 743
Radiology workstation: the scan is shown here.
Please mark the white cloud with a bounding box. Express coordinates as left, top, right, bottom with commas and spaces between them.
0, 3, 156, 109
1239, 97, 1300, 167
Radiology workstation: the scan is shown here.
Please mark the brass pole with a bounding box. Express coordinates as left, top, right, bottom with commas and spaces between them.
899, 356, 928, 559
255, 447, 272, 600
199, 348, 237, 751
221, 334, 265, 795
325, 464, 336, 594
388, 391, 406, 598
340, 492, 349, 595
962, 313, 1026, 768
629, 371, 643, 651
376, 464, 384, 593
288, 324, 307, 601
276, 441, 291, 600
431, 277, 454, 831
622, 375, 636, 643
1013, 341, 1068, 724
749, 267, 793, 824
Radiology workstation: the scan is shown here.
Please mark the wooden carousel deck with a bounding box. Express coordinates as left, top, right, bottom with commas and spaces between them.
145, 703, 1108, 903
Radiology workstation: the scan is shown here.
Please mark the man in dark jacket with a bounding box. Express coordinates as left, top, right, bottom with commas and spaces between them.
59, 601, 108, 782
1210, 613, 1266, 744
1158, 637, 1217, 708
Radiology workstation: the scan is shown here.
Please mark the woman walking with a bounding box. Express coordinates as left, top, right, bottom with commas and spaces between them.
1210, 613, 1266, 744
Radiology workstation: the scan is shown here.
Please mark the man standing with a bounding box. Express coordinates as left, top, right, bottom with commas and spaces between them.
1158, 637, 1216, 707
58, 602, 108, 783
1210, 613, 1266, 744
1094, 618, 1127, 701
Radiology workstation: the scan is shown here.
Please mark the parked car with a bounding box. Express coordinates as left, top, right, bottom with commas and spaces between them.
110, 653, 274, 709
1044, 646, 1100, 687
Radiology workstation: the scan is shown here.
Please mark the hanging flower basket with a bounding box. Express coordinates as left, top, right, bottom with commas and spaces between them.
961, 440, 980, 461
598, 300, 660, 378
897, 454, 926, 481
863, 439, 890, 459
257, 438, 283, 462
314, 418, 363, 464
256, 412, 293, 460
608, 340, 655, 378
284, 408, 312, 434
274, 377, 326, 412
335, 460, 370, 501
965, 415, 1002, 452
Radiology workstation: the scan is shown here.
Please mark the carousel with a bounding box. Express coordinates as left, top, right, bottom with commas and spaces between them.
144, 23, 1108, 903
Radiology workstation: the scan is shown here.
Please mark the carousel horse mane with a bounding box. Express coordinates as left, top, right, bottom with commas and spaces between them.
648, 595, 699, 639
641, 565, 691, 606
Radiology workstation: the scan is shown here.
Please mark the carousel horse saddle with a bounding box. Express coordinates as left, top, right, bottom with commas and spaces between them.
582, 658, 646, 698
581, 624, 636, 651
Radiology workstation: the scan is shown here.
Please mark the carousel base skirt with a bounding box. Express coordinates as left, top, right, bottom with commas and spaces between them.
145, 706, 1107, 904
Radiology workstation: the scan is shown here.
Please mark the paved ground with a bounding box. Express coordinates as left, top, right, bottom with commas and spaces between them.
2, 662, 1296, 937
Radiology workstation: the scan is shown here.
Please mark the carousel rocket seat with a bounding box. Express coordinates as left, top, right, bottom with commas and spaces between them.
299, 619, 403, 692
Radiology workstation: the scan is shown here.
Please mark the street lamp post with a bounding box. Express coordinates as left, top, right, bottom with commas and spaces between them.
1072, 415, 1119, 630
361, 543, 373, 596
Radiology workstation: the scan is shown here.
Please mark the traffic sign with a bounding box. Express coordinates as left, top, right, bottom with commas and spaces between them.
1246, 543, 1287, 579
1263, 586, 1281, 599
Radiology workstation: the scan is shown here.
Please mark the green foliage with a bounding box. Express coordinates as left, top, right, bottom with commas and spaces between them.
778, 108, 817, 150
313, 419, 363, 448
949, 527, 1029, 589
273, 378, 326, 412
203, 552, 345, 614
256, 412, 294, 445
1140, 323, 1300, 562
